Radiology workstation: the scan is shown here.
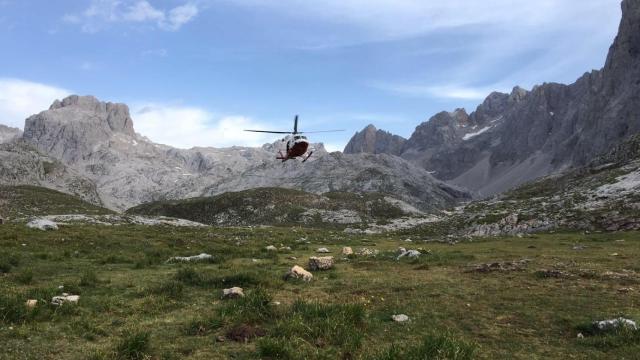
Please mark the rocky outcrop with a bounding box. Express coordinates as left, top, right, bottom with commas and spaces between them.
343, 124, 406, 156
0, 140, 102, 205
0, 125, 21, 144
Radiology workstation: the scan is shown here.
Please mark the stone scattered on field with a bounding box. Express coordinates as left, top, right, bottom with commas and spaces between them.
265, 245, 277, 251
536, 269, 571, 278
222, 287, 245, 299
26, 219, 58, 231
594, 318, 638, 331
284, 265, 313, 282
572, 244, 586, 251
618, 287, 634, 293
25, 299, 38, 309
610, 253, 620, 257
397, 248, 421, 260
308, 256, 334, 271
468, 259, 530, 273
577, 333, 584, 339
317, 247, 330, 253
356, 248, 379, 257
51, 294, 80, 306
280, 246, 292, 251
392, 314, 410, 323
342, 247, 353, 256
287, 256, 297, 260
166, 253, 213, 263
216, 335, 226, 343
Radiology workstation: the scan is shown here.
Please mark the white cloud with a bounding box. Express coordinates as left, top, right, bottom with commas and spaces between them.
64, 0, 199, 33
228, 0, 618, 42
163, 4, 199, 31
132, 103, 272, 149
371, 82, 508, 101
123, 1, 165, 22
0, 79, 71, 129
141, 48, 168, 57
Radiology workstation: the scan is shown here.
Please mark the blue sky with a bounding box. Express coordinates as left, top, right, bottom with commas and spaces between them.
0, 0, 622, 150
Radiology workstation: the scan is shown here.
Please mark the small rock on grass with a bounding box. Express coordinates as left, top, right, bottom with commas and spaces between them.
166, 253, 213, 263
397, 248, 421, 260
25, 300, 38, 309
356, 248, 379, 257
222, 287, 245, 299
392, 314, 410, 323
266, 245, 277, 251
308, 256, 334, 271
284, 265, 313, 282
594, 318, 638, 331
51, 294, 79, 306
317, 247, 330, 253
342, 247, 353, 256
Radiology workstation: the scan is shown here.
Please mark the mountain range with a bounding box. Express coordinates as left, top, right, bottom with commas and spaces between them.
345, 0, 640, 198
0, 95, 465, 212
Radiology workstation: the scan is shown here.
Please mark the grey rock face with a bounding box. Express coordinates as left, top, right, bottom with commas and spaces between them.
343, 124, 406, 156
343, 1, 640, 198
0, 125, 22, 144
0, 140, 102, 205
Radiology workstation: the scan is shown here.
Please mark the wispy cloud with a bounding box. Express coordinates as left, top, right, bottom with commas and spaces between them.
132, 103, 273, 149
0, 79, 71, 129
370, 82, 509, 101
64, 0, 199, 33
227, 0, 617, 43
141, 48, 168, 57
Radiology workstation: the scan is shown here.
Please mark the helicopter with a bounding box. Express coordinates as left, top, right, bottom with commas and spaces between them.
244, 116, 344, 162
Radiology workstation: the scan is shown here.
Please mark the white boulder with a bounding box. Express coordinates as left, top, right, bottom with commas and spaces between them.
27, 219, 58, 231
51, 294, 80, 306
594, 318, 638, 331
166, 253, 213, 263
284, 265, 313, 282
392, 314, 410, 323
342, 247, 354, 256
222, 287, 245, 299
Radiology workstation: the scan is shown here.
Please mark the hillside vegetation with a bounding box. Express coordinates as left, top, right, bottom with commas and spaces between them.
0, 185, 113, 219
127, 187, 411, 227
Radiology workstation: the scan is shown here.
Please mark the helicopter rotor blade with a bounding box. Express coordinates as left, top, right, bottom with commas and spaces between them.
294, 115, 299, 134
244, 130, 292, 134
298, 130, 346, 134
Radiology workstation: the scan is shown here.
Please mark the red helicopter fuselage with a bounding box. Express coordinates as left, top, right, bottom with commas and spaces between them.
277, 135, 310, 162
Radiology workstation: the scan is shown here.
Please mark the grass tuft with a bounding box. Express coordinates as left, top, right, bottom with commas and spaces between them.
368, 333, 476, 360
115, 330, 151, 360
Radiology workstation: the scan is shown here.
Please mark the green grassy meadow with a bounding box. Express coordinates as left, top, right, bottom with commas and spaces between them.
1, 224, 639, 359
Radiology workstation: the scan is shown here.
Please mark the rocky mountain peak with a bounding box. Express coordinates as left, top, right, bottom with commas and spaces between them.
509, 86, 528, 102
343, 123, 406, 156
23, 95, 136, 163
602, 0, 640, 95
